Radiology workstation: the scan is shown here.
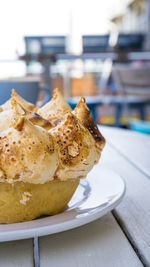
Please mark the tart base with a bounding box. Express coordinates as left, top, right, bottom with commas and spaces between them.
0, 179, 79, 224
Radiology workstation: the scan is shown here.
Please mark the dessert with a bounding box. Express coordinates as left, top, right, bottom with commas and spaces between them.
38, 89, 72, 126
0, 89, 105, 223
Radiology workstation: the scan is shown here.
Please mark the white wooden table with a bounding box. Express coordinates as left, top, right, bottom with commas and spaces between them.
1, 126, 150, 267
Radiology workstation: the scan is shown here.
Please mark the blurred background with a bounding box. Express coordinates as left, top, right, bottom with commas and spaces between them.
1, 0, 150, 132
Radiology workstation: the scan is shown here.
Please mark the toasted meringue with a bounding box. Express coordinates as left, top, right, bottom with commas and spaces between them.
0, 115, 58, 184
0, 109, 14, 131
0, 99, 12, 111
38, 88, 72, 126
73, 97, 105, 152
49, 112, 101, 181
11, 89, 38, 112
0, 96, 52, 132
0, 90, 37, 113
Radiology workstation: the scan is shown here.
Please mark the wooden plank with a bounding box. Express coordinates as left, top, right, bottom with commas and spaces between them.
39, 213, 142, 267
100, 143, 150, 266
0, 239, 33, 267
101, 126, 150, 178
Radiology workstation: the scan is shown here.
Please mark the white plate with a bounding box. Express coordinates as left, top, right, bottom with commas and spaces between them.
0, 167, 125, 242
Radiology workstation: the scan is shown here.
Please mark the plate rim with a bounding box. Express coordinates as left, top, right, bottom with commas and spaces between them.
0, 169, 125, 242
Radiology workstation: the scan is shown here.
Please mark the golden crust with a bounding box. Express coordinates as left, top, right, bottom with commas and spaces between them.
0, 179, 79, 223
38, 88, 72, 126
73, 97, 105, 150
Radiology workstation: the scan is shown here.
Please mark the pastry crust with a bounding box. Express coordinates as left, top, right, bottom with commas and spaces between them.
0, 179, 79, 223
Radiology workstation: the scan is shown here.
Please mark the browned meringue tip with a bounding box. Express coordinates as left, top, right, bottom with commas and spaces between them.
52, 88, 62, 101
11, 97, 16, 108
53, 88, 59, 95
11, 88, 17, 98
10, 94, 52, 131
74, 97, 105, 149
38, 88, 72, 125
80, 96, 86, 103
11, 89, 38, 112
11, 98, 25, 114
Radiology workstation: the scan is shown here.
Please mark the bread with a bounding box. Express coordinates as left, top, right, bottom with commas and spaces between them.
0, 89, 105, 223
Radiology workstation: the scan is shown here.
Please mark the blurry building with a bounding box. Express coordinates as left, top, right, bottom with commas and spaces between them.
110, 0, 150, 49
